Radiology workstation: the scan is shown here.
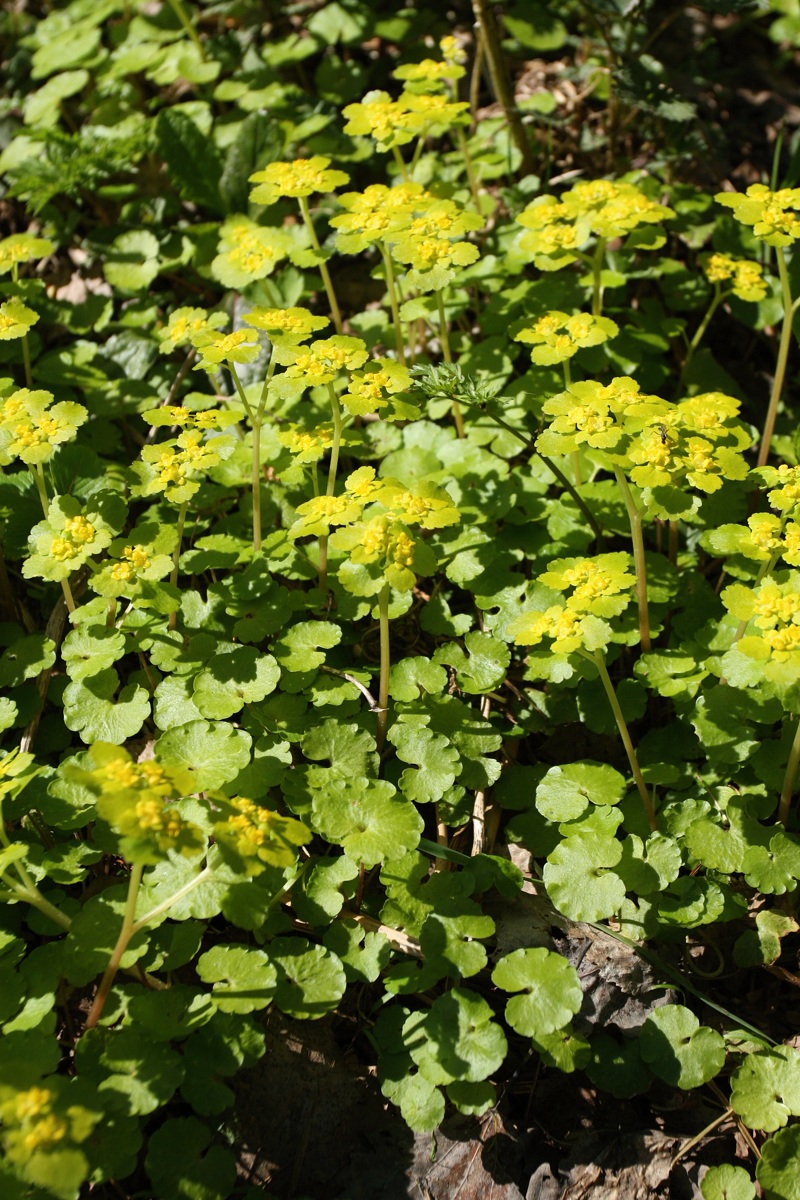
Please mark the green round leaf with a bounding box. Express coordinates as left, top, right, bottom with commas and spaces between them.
544, 834, 626, 922
536, 761, 626, 821
196, 945, 278, 1014
270, 937, 346, 1019
146, 1116, 236, 1200
730, 1047, 800, 1131
407, 987, 507, 1085
757, 1126, 800, 1200
701, 1164, 756, 1200
155, 720, 252, 790
62, 669, 150, 745
492, 947, 582, 1038
639, 1004, 726, 1090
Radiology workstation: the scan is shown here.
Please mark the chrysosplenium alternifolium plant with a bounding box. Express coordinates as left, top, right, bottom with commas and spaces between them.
3, 11, 800, 1199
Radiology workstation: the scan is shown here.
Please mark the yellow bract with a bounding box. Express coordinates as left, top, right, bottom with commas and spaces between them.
248, 156, 350, 204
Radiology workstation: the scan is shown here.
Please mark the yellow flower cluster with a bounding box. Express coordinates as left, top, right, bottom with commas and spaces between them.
518, 179, 674, 266
276, 334, 369, 387
0, 297, 39, 340
0, 388, 87, 466
514, 310, 619, 365
277, 424, 334, 464
94, 754, 172, 795
192, 327, 261, 372
4, 1087, 67, 1153
716, 183, 800, 246
342, 89, 468, 150
49, 515, 96, 562
214, 796, 309, 872
509, 605, 587, 655
248, 156, 350, 205
211, 217, 293, 288
723, 575, 800, 663
756, 464, 800, 514
341, 359, 412, 416
244, 306, 329, 343
333, 183, 482, 278
0, 232, 53, 275
702, 253, 767, 301
110, 545, 152, 583
158, 307, 227, 354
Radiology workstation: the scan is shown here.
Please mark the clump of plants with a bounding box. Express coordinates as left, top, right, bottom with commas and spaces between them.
2, 2, 800, 1198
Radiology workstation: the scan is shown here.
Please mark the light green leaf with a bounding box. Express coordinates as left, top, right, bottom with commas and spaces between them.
639, 1004, 726, 1090
322, 918, 391, 983
61, 625, 125, 681
536, 760, 626, 822
388, 723, 460, 803
406, 988, 507, 1086
730, 1047, 800, 1131
62, 669, 150, 745
757, 1126, 800, 1200
432, 631, 510, 694
77, 1026, 183, 1116
586, 1034, 652, 1098
446, 1080, 497, 1116
531, 1027, 591, 1074
270, 937, 346, 1019
311, 777, 423, 866
271, 620, 341, 673
701, 1164, 755, 1200
388, 656, 448, 701
196, 945, 278, 1014
544, 834, 626, 922
292, 856, 360, 926
155, 720, 252, 790
192, 645, 280, 719
104, 230, 161, 291
492, 947, 582, 1037
419, 911, 495, 979
0, 633, 56, 686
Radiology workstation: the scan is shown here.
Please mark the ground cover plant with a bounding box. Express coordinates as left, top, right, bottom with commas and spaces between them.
3, 0, 800, 1196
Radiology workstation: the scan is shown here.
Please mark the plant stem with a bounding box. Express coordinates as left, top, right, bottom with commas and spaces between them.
169, 501, 188, 592
31, 464, 49, 517
380, 245, 406, 359
591, 238, 606, 316
471, 0, 535, 175
85, 862, 145, 1030
590, 649, 657, 831
298, 195, 343, 334
251, 357, 276, 554
15, 882, 72, 931
0, 808, 72, 929
326, 383, 343, 497
30, 464, 75, 612
455, 126, 482, 213
165, 0, 206, 61
668, 520, 678, 566
60, 578, 76, 615
613, 467, 651, 651
376, 584, 391, 752
779, 714, 800, 826
682, 286, 724, 379
21, 334, 33, 389
132, 865, 213, 933
228, 362, 254, 424
758, 248, 794, 467
562, 360, 584, 484
435, 290, 465, 438
168, 501, 188, 627
392, 146, 409, 182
